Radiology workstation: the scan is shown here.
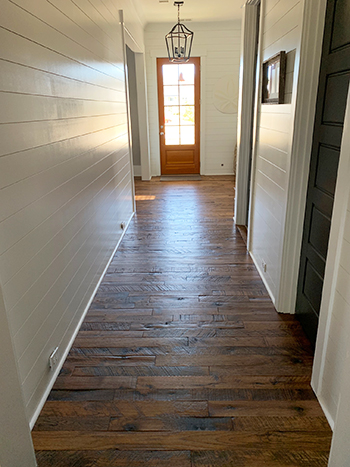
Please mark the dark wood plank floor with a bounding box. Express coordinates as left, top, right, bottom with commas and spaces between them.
33, 176, 332, 466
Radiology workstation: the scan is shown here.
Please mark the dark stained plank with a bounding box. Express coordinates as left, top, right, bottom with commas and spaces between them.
47, 390, 115, 402
208, 400, 325, 417
32, 430, 331, 451
156, 354, 313, 374
38, 400, 208, 418
108, 416, 232, 432
36, 450, 192, 467
33, 177, 332, 466
135, 375, 316, 391
53, 376, 137, 390
72, 337, 189, 347
191, 450, 330, 467
232, 416, 331, 432
71, 365, 209, 377
33, 416, 110, 432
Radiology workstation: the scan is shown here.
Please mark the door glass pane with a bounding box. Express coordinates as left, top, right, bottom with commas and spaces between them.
180, 86, 195, 105
163, 64, 179, 85
162, 62, 196, 147
180, 126, 195, 145
165, 126, 180, 145
179, 64, 195, 85
180, 106, 195, 125
164, 106, 180, 126
164, 86, 179, 105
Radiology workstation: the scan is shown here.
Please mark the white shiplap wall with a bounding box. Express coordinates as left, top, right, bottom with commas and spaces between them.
0, 0, 144, 424
249, 0, 302, 303
144, 21, 241, 176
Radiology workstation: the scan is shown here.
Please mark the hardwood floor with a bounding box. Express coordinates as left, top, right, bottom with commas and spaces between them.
33, 176, 332, 466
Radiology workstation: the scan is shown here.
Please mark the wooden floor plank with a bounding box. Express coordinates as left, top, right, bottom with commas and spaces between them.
191, 450, 330, 467
36, 450, 192, 467
33, 177, 332, 466
32, 430, 331, 451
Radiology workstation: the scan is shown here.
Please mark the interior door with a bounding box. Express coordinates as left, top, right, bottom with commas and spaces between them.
296, 0, 350, 346
157, 57, 200, 175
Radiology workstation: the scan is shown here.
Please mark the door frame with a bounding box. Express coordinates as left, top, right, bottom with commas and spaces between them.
157, 57, 201, 175
150, 48, 208, 176
235, 1, 260, 227
123, 15, 152, 182
312, 84, 350, 430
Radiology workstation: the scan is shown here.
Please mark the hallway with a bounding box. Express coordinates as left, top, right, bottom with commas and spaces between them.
32, 177, 332, 466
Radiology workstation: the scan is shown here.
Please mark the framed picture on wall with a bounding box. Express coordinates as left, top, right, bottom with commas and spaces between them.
262, 51, 286, 104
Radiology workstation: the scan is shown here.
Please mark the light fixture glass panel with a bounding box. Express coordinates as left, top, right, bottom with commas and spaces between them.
178, 64, 195, 85
180, 106, 195, 125
180, 85, 195, 105
164, 106, 180, 126
164, 86, 179, 106
165, 126, 180, 145
163, 64, 179, 85
180, 126, 195, 145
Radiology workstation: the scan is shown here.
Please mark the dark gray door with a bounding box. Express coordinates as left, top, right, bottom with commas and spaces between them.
296, 0, 350, 346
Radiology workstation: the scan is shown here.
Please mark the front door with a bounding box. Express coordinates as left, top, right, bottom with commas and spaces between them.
157, 57, 200, 175
296, 0, 350, 346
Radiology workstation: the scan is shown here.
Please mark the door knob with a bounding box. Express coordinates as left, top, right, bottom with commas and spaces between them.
160, 132, 164, 136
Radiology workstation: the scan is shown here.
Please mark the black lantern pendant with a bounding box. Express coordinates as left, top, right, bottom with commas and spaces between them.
165, 1, 194, 63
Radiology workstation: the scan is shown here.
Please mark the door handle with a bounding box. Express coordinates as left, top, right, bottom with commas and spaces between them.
160, 132, 164, 136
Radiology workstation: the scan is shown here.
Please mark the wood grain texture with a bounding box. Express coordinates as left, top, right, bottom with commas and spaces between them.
33, 177, 332, 466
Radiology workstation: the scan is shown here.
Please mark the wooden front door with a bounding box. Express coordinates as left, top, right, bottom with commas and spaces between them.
296, 0, 350, 346
157, 57, 200, 175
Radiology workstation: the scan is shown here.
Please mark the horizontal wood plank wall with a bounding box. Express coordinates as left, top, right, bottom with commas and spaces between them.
145, 21, 241, 176
249, 0, 302, 303
0, 0, 143, 424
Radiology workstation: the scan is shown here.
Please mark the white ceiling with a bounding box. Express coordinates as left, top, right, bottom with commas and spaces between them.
134, 0, 244, 24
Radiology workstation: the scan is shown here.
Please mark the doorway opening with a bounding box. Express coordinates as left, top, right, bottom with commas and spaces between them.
157, 57, 201, 175
126, 46, 142, 177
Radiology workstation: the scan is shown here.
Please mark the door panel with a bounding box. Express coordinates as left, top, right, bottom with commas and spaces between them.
296, 0, 350, 346
157, 57, 200, 175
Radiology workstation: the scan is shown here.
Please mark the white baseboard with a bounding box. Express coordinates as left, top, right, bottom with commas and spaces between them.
29, 212, 135, 429
314, 392, 335, 431
203, 172, 235, 176
249, 250, 276, 308
134, 165, 141, 177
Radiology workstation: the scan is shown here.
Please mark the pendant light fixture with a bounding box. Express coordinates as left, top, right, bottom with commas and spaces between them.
165, 1, 194, 63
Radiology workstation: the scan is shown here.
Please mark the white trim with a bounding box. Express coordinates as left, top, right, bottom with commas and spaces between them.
318, 394, 335, 431
277, 0, 327, 313
124, 25, 143, 54
250, 250, 276, 306
235, 3, 259, 226
247, 0, 265, 250
135, 53, 152, 181
200, 56, 206, 176
312, 88, 350, 397
120, 10, 136, 212
29, 212, 135, 429
204, 172, 235, 176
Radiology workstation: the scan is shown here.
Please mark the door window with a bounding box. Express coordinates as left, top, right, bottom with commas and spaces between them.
162, 64, 195, 145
